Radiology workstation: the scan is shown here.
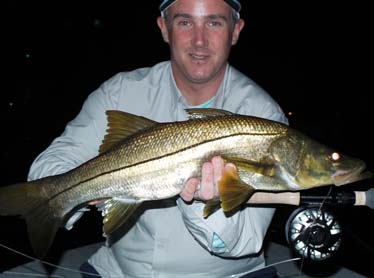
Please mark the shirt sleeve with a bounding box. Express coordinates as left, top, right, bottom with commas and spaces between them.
27, 75, 121, 229
176, 105, 288, 258
28, 75, 121, 181
177, 199, 275, 257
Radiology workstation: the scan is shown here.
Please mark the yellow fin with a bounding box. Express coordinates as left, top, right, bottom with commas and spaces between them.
218, 166, 254, 213
99, 110, 157, 154
203, 198, 221, 218
98, 199, 141, 236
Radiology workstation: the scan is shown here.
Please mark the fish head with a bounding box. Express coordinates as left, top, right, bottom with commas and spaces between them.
270, 130, 371, 189
295, 140, 369, 187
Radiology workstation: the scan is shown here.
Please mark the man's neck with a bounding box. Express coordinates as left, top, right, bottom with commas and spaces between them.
178, 82, 220, 106
172, 65, 227, 106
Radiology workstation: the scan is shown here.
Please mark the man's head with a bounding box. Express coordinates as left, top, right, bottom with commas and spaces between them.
157, 0, 245, 88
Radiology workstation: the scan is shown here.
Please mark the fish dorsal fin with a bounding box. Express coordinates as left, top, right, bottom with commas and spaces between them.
99, 110, 157, 154
97, 198, 141, 236
185, 108, 233, 120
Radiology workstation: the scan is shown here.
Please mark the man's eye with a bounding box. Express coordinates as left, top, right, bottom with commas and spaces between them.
208, 21, 223, 27
177, 20, 190, 26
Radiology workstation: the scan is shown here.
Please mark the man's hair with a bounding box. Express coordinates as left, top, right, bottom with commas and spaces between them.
160, 0, 241, 14
162, 8, 240, 30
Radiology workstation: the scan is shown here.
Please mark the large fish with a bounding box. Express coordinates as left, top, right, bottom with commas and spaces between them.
0, 109, 370, 257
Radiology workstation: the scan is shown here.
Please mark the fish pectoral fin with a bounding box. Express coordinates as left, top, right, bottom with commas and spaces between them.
203, 198, 221, 218
99, 110, 158, 154
99, 199, 141, 236
218, 165, 254, 214
222, 156, 276, 177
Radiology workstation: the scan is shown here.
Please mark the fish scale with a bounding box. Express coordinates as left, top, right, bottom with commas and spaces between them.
0, 108, 369, 258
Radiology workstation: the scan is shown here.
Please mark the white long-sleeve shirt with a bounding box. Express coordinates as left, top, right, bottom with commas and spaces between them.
28, 61, 288, 278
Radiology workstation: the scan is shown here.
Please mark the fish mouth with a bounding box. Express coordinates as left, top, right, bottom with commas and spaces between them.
332, 164, 372, 186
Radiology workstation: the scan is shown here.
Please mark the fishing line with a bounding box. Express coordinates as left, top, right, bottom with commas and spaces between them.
0, 242, 100, 277
266, 257, 302, 268
297, 185, 333, 273
240, 187, 331, 278
0, 271, 64, 277
229, 257, 301, 277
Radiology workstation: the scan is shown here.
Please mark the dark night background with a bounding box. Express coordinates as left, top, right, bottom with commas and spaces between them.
1, 1, 373, 277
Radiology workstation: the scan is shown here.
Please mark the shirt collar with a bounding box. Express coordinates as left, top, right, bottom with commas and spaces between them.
168, 62, 231, 110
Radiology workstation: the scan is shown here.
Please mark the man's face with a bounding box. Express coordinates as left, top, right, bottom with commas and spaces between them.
158, 0, 244, 85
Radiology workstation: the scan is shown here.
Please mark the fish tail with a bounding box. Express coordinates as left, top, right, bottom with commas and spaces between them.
0, 181, 39, 215
0, 180, 62, 258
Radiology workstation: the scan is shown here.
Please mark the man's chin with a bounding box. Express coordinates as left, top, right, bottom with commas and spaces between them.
185, 69, 214, 83
187, 75, 213, 84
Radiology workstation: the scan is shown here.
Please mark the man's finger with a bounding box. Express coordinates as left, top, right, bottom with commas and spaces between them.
199, 162, 214, 200
180, 177, 199, 202
212, 156, 224, 186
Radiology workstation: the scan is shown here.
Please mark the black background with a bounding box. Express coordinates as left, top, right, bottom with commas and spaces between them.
1, 1, 373, 277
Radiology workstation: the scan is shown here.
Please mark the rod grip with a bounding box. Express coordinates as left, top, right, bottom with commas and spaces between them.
247, 192, 300, 206
246, 189, 374, 209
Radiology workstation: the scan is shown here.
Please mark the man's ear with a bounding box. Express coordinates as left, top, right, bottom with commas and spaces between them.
157, 17, 170, 43
232, 19, 245, 45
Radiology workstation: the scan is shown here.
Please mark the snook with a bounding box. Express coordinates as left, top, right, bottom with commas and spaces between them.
0, 109, 370, 257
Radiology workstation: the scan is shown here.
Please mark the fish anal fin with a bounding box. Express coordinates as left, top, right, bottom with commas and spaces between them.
203, 198, 221, 218
98, 199, 141, 236
218, 165, 254, 213
99, 110, 158, 154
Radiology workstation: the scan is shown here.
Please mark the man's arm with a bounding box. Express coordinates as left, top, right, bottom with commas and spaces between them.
28, 78, 120, 181
27, 77, 120, 229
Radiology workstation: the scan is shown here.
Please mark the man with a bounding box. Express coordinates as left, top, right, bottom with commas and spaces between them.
28, 0, 288, 277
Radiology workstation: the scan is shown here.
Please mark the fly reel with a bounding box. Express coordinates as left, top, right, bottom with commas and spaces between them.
285, 206, 343, 262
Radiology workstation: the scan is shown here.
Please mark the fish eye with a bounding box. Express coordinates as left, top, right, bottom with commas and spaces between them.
330, 152, 341, 161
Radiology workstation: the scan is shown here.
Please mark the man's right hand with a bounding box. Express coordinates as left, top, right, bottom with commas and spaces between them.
180, 156, 236, 202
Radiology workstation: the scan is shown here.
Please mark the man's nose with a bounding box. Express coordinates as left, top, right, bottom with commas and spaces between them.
192, 25, 208, 48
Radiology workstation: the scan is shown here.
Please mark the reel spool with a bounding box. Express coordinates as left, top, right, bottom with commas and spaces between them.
285, 206, 343, 262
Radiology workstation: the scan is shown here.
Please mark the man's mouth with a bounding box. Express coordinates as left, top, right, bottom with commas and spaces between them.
191, 54, 206, 60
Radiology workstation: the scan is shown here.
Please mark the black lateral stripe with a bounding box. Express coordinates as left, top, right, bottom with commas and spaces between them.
48, 132, 280, 201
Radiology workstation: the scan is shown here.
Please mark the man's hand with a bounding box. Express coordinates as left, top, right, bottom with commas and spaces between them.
180, 156, 228, 202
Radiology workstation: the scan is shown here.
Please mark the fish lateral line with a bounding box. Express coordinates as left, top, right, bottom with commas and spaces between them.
47, 132, 276, 202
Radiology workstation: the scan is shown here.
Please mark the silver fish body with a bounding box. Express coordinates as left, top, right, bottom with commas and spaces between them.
0, 108, 370, 257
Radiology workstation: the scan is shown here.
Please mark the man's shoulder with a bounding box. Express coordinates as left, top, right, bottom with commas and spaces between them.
226, 65, 269, 100
224, 65, 288, 124
107, 61, 170, 84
